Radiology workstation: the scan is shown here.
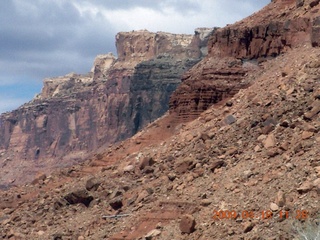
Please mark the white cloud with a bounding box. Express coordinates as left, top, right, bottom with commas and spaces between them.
0, 0, 270, 114
88, 0, 270, 34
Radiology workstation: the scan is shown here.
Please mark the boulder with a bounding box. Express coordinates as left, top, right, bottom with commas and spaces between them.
210, 161, 226, 172
139, 157, 155, 170
109, 197, 123, 210
296, 0, 304, 7
275, 191, 286, 207
145, 229, 161, 239
31, 173, 47, 185
297, 181, 314, 194
85, 177, 101, 191
264, 133, 276, 149
64, 189, 93, 207
175, 158, 195, 174
179, 214, 196, 234
301, 131, 314, 140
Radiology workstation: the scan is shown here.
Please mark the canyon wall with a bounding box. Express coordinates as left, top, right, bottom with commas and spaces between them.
3, 0, 320, 186
169, 0, 320, 120
0, 29, 214, 186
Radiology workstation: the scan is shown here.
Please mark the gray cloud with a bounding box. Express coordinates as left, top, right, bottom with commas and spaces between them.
84, 0, 162, 10
0, 0, 116, 79
0, 0, 120, 113
82, 0, 200, 13
0, 0, 270, 113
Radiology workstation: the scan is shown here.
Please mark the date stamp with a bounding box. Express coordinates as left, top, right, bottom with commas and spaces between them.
212, 210, 309, 220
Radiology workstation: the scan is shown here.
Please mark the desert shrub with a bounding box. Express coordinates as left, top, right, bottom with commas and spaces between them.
293, 219, 320, 240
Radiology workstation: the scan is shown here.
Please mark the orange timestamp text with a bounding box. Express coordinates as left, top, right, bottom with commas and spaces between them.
212, 210, 309, 220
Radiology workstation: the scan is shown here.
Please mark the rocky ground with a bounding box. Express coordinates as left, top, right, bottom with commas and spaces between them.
0, 45, 319, 239
0, 29, 212, 187
0, 0, 319, 239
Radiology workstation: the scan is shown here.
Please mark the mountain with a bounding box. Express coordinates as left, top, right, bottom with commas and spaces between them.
0, 0, 319, 239
0, 28, 214, 187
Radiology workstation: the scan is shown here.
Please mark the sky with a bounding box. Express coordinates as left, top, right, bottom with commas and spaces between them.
0, 0, 270, 114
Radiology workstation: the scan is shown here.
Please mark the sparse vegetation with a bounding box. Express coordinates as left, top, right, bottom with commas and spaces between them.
293, 219, 320, 240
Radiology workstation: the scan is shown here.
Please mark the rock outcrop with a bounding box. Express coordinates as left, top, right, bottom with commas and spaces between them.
1, 45, 319, 240
0, 29, 215, 186
170, 0, 320, 120
1, 1, 320, 240
169, 57, 255, 121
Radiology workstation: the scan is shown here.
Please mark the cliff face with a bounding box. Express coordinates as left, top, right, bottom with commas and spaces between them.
116, 30, 200, 63
1, 2, 320, 239
170, 0, 320, 120
0, 29, 213, 186
5, 0, 320, 187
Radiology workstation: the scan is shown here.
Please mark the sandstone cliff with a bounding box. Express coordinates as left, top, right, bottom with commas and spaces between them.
1, 1, 320, 239
0, 29, 214, 186
170, 0, 320, 120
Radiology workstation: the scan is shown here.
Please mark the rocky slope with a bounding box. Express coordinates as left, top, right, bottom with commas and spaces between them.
1, 45, 319, 240
170, 0, 320, 121
0, 0, 319, 239
0, 29, 214, 187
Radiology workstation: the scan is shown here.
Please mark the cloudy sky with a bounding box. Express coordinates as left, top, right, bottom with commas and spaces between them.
0, 0, 270, 114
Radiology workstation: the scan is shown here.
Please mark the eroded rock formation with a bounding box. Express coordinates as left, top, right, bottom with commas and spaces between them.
1, 1, 320, 239
169, 0, 320, 120
0, 29, 214, 186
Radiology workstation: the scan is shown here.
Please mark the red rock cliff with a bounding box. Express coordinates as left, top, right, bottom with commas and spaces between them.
170, 0, 320, 120
0, 29, 214, 187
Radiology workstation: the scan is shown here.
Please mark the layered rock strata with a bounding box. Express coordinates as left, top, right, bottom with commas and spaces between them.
0, 29, 214, 186
170, 0, 320, 120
